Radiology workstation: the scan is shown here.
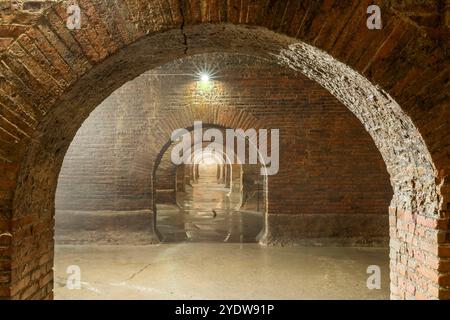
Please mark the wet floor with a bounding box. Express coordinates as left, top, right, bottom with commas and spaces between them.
157, 165, 263, 243
54, 244, 390, 300
54, 165, 390, 300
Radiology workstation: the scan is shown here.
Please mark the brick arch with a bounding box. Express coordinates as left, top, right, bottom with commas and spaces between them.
0, 1, 447, 299
132, 104, 264, 214
152, 120, 268, 243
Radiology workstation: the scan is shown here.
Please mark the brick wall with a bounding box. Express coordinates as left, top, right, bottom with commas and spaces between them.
155, 143, 177, 205
1, 0, 446, 300
55, 53, 392, 245
55, 76, 155, 211
0, 0, 58, 50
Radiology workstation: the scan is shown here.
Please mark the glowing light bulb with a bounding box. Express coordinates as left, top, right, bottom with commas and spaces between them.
200, 73, 210, 82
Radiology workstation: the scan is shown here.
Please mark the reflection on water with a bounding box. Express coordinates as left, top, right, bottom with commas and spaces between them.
157, 165, 263, 243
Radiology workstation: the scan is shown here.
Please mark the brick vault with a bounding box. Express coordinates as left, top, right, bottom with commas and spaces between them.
0, 0, 448, 299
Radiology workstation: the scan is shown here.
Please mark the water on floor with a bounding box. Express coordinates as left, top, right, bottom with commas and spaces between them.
54, 164, 390, 300
157, 164, 263, 243
54, 244, 390, 300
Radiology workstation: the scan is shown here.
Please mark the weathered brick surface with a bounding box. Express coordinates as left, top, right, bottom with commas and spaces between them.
155, 143, 181, 205
56, 55, 391, 245
0, 1, 58, 52
0, 0, 447, 300
155, 130, 264, 210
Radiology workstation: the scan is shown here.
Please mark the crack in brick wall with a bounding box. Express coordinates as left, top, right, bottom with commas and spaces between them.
0, 0, 447, 300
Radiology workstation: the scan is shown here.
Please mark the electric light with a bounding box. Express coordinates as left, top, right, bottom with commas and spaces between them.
200, 73, 210, 83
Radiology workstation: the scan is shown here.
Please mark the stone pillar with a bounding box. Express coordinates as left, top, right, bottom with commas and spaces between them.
194, 164, 199, 181
389, 206, 450, 300
176, 165, 185, 192
216, 164, 221, 180
231, 164, 241, 190
0, 217, 12, 299
225, 165, 231, 188
184, 164, 192, 185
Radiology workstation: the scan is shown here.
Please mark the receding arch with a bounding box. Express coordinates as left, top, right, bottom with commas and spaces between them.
0, 0, 445, 299
152, 122, 269, 243
12, 24, 438, 217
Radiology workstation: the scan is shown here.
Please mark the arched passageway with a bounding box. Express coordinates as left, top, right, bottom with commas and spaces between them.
159, 161, 258, 243
53, 52, 392, 299
155, 130, 265, 243
0, 1, 448, 300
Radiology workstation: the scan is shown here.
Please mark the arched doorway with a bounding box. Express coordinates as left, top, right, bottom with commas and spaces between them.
52, 52, 392, 299
154, 129, 267, 243
0, 1, 446, 300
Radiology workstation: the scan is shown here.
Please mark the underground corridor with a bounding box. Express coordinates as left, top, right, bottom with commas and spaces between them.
51, 53, 392, 300
158, 161, 261, 243
0, 0, 448, 302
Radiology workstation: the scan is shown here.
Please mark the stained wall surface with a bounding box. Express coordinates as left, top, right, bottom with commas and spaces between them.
56, 53, 392, 245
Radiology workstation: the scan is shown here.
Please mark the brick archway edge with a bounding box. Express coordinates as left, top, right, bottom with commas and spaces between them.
0, 1, 448, 299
